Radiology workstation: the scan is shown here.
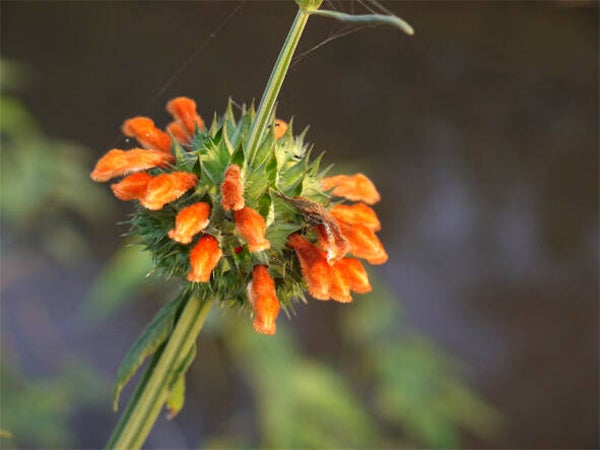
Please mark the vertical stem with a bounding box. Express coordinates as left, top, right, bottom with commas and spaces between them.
245, 7, 311, 165
106, 295, 213, 450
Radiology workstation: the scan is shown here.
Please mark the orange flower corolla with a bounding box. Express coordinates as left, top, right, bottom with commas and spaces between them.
331, 203, 381, 232
167, 121, 190, 145
166, 97, 205, 137
121, 117, 172, 153
233, 207, 271, 253
287, 234, 332, 300
274, 119, 288, 140
220, 164, 245, 211
187, 234, 222, 283
337, 221, 388, 265
247, 265, 281, 335
322, 173, 381, 205
140, 172, 198, 211
111, 172, 154, 201
90, 148, 174, 182
168, 202, 211, 244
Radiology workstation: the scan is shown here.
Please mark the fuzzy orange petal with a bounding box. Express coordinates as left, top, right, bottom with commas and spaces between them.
110, 172, 154, 201
166, 97, 205, 136
220, 164, 245, 211
334, 258, 372, 294
274, 119, 288, 140
234, 207, 270, 252
168, 202, 211, 244
122, 117, 172, 152
247, 265, 281, 335
331, 203, 381, 232
187, 234, 222, 283
140, 172, 198, 210
338, 222, 388, 265
330, 263, 353, 303
322, 173, 381, 205
90, 148, 174, 182
167, 121, 191, 144
287, 234, 332, 300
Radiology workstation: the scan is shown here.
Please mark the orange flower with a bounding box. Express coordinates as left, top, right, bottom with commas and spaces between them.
247, 265, 281, 335
90, 148, 174, 182
121, 117, 172, 153
110, 172, 154, 201
187, 234, 222, 283
334, 258, 372, 293
166, 97, 205, 137
166, 121, 191, 144
274, 119, 288, 140
322, 173, 381, 205
287, 234, 332, 300
338, 221, 388, 265
140, 172, 198, 210
330, 263, 352, 303
233, 207, 270, 252
331, 203, 381, 232
220, 164, 245, 211
168, 202, 211, 244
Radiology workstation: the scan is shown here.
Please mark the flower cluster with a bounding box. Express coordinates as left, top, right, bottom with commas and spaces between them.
91, 97, 387, 335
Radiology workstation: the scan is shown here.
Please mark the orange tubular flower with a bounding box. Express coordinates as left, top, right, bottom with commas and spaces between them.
168, 202, 211, 244
187, 234, 222, 283
220, 164, 245, 211
111, 172, 154, 201
140, 172, 198, 211
247, 265, 281, 335
287, 234, 332, 300
330, 263, 352, 303
233, 206, 271, 252
331, 203, 381, 232
166, 97, 205, 136
274, 119, 288, 140
166, 121, 191, 144
322, 173, 381, 205
90, 148, 174, 182
121, 117, 172, 153
338, 221, 388, 265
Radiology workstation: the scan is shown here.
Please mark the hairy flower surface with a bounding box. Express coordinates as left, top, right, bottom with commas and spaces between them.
91, 97, 388, 334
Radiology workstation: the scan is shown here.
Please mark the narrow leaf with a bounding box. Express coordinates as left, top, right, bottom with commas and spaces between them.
112, 296, 183, 411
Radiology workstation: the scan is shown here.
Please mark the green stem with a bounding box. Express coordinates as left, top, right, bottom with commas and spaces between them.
106, 295, 213, 450
245, 7, 311, 165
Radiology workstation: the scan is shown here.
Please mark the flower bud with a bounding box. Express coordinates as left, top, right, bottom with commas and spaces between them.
274, 119, 288, 140
322, 173, 381, 205
233, 207, 270, 252
247, 265, 280, 335
166, 97, 205, 136
188, 235, 222, 283
168, 202, 211, 244
141, 172, 198, 211
90, 148, 174, 182
121, 117, 172, 152
331, 203, 381, 231
220, 164, 245, 211
110, 172, 154, 201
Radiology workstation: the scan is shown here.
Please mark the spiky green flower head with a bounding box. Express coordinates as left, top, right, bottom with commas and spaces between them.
91, 97, 387, 334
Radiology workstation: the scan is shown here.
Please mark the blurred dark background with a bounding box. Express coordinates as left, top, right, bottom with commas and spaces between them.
1, 1, 598, 449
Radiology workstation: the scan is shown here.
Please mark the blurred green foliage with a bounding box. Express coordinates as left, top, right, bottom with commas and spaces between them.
0, 60, 113, 265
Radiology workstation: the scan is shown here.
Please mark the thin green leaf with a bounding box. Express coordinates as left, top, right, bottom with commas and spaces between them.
112, 296, 183, 411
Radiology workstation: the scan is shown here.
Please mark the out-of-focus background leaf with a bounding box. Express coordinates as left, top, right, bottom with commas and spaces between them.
1, 2, 597, 449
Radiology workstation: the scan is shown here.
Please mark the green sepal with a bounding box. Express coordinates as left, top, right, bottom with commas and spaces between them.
112, 295, 184, 411
229, 109, 252, 150
165, 342, 196, 420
